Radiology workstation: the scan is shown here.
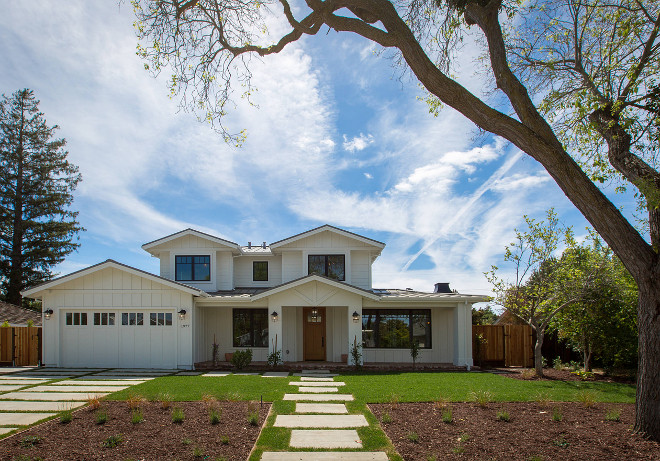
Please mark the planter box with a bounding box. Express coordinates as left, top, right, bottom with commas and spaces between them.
225, 353, 233, 362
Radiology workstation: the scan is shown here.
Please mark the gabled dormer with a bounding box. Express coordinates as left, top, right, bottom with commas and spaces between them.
270, 225, 384, 289
142, 229, 241, 292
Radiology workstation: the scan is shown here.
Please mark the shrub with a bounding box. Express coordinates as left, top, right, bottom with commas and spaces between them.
553, 357, 564, 370
19, 436, 41, 448
452, 445, 465, 454
535, 391, 550, 407
59, 409, 73, 424
410, 340, 420, 369
95, 408, 108, 425
267, 349, 282, 367
220, 435, 229, 445
458, 433, 470, 443
172, 406, 185, 424
231, 349, 253, 369
577, 390, 597, 408
182, 438, 193, 445
157, 392, 173, 410
552, 406, 563, 422
87, 395, 102, 410
434, 396, 450, 410
210, 407, 222, 425
127, 393, 146, 410
350, 336, 362, 369
442, 407, 453, 424
521, 368, 536, 379
193, 446, 204, 458
247, 411, 259, 426
131, 408, 143, 424
469, 389, 494, 407
381, 412, 392, 424
605, 408, 621, 422
572, 369, 595, 380
407, 432, 419, 443
496, 409, 510, 422
101, 434, 123, 448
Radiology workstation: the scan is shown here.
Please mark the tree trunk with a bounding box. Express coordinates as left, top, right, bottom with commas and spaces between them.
634, 275, 660, 438
534, 329, 544, 377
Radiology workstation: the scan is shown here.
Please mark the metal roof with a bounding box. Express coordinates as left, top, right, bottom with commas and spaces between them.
270, 224, 385, 248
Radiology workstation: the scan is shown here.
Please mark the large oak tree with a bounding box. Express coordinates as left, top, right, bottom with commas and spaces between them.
132, 0, 660, 439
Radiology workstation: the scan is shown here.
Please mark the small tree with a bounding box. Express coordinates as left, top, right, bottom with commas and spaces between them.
0, 89, 83, 305
410, 340, 420, 370
473, 333, 488, 369
487, 210, 606, 376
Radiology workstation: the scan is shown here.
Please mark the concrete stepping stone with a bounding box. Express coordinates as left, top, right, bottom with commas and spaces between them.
16, 374, 84, 379
300, 377, 335, 382
0, 401, 83, 411
176, 371, 203, 376
283, 394, 353, 401
301, 369, 330, 373
54, 380, 144, 386
234, 372, 260, 376
274, 414, 368, 428
0, 385, 28, 392
261, 452, 388, 460
296, 403, 348, 414
293, 373, 337, 378
32, 385, 128, 393
1, 391, 106, 401
0, 413, 57, 426
297, 387, 339, 393
0, 428, 17, 435
202, 371, 231, 377
262, 372, 290, 377
290, 429, 362, 448
0, 368, 34, 374
0, 379, 52, 385
99, 368, 174, 373
291, 381, 344, 387
0, 377, 49, 381
73, 376, 153, 381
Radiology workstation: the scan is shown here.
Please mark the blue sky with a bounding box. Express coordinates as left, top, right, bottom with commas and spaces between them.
0, 1, 637, 297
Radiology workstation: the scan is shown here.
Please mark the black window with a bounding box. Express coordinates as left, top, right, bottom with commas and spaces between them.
121, 313, 144, 326
362, 309, 432, 349
308, 254, 345, 281
65, 312, 87, 326
149, 312, 172, 326
233, 309, 268, 347
94, 312, 115, 326
175, 255, 210, 281
253, 261, 268, 281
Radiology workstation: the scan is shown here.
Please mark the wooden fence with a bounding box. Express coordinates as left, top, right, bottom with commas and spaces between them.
473, 324, 533, 367
0, 327, 41, 366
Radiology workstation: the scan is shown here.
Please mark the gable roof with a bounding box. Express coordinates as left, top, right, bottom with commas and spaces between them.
142, 228, 240, 254
21, 260, 208, 298
270, 224, 385, 249
0, 301, 41, 326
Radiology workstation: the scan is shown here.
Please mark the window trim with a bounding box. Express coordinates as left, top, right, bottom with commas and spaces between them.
175, 254, 211, 282
232, 308, 269, 348
307, 254, 346, 281
361, 309, 432, 349
253, 261, 269, 282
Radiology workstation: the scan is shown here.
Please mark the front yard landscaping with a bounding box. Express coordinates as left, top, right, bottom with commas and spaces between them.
0, 370, 656, 461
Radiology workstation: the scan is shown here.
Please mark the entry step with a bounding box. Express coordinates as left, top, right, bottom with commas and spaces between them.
289, 429, 362, 448
274, 414, 368, 428
261, 452, 388, 460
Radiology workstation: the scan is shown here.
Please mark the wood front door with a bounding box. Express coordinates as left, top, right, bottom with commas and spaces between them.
303, 307, 326, 361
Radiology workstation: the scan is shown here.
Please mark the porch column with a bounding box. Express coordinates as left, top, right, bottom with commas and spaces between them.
347, 304, 363, 366
269, 301, 283, 362
453, 301, 473, 368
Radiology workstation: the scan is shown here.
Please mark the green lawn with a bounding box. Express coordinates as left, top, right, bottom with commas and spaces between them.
106, 375, 293, 401
340, 372, 636, 404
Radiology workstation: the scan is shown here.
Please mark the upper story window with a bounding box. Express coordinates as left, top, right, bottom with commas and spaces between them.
175, 255, 210, 281
253, 261, 268, 281
308, 254, 345, 281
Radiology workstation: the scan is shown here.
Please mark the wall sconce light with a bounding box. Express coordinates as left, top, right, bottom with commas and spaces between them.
271, 311, 279, 322
178, 309, 187, 320
352, 311, 360, 323
44, 309, 54, 320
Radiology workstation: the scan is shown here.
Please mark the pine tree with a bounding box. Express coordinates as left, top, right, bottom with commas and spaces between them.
0, 89, 83, 305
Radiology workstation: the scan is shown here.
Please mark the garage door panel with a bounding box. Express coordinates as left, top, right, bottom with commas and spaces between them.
61, 310, 177, 369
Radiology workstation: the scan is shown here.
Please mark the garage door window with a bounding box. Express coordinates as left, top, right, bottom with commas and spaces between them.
122, 313, 144, 326
94, 313, 116, 326
150, 312, 173, 326
65, 312, 87, 326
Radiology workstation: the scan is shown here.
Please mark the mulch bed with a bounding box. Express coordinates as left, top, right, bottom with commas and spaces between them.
494, 367, 637, 384
0, 400, 269, 460
371, 402, 659, 460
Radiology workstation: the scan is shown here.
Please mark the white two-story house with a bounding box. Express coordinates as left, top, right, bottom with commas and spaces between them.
22, 225, 486, 369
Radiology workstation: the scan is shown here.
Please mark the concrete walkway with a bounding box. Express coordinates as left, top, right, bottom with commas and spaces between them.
261, 370, 388, 460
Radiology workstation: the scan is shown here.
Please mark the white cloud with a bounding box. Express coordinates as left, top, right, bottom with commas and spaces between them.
343, 133, 375, 153
364, 172, 373, 179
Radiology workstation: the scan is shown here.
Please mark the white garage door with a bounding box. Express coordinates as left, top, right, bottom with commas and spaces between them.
61, 310, 177, 368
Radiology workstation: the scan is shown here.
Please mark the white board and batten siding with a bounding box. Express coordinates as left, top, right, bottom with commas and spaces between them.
233, 255, 283, 287
202, 305, 269, 362
41, 267, 194, 369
